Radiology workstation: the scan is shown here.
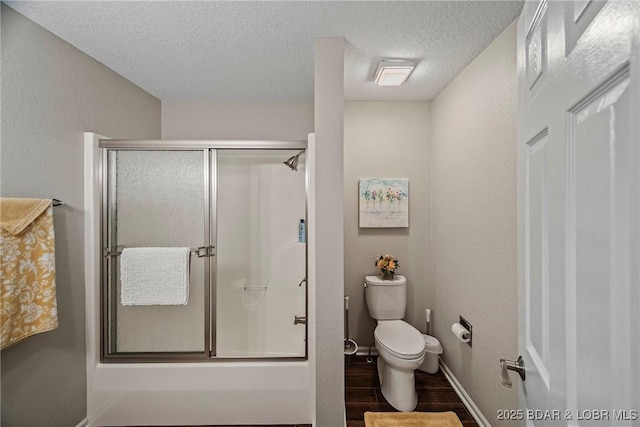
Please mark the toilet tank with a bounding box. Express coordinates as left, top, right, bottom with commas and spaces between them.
364, 275, 407, 320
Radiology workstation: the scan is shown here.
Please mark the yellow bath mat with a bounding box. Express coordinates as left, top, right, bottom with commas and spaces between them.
364, 411, 463, 427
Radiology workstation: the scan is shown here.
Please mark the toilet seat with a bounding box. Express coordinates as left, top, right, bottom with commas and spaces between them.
375, 320, 426, 360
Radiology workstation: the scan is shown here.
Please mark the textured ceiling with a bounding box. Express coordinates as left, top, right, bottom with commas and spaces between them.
6, 1, 523, 101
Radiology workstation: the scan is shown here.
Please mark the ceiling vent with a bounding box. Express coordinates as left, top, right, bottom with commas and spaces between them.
374, 59, 416, 86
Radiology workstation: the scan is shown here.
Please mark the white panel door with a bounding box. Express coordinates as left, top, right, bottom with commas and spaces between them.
517, 1, 639, 425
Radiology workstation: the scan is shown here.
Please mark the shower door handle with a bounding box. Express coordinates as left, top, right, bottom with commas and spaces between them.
196, 246, 216, 257
294, 316, 307, 325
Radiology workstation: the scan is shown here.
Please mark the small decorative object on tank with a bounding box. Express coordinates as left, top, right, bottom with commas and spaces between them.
375, 254, 399, 280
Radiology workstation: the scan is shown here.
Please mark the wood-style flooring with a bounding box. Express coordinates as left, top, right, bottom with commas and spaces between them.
345, 356, 479, 427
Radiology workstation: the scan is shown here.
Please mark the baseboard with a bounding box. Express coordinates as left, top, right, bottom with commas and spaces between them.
75, 418, 89, 427
439, 358, 491, 427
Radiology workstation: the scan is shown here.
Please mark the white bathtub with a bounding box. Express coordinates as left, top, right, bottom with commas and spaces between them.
86, 361, 312, 426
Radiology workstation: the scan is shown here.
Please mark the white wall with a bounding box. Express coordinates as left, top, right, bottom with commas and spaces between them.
0, 5, 161, 426
430, 22, 518, 425
314, 37, 345, 427
162, 101, 313, 140
344, 102, 431, 347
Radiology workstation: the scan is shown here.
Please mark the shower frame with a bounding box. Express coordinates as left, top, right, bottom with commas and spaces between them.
98, 139, 308, 362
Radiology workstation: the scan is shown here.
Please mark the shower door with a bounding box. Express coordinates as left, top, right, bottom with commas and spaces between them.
103, 149, 209, 358
101, 142, 306, 361
216, 150, 307, 358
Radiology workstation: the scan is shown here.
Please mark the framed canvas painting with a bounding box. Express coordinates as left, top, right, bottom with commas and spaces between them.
359, 178, 409, 228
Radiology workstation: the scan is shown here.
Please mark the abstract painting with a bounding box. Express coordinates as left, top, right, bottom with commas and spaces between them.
359, 178, 409, 228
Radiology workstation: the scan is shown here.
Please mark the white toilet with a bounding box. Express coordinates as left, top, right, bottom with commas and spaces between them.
364, 275, 426, 412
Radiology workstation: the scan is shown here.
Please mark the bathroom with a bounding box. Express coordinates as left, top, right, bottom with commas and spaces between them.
2, 1, 638, 427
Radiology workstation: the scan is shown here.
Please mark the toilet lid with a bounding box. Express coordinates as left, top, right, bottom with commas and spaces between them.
375, 320, 426, 360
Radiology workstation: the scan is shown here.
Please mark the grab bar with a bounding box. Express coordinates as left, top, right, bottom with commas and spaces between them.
103, 246, 215, 258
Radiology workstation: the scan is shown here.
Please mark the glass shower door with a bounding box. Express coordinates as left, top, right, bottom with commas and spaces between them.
215, 150, 307, 358
104, 149, 208, 357
101, 143, 307, 361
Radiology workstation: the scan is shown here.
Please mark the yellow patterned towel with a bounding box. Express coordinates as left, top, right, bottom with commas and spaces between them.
1, 198, 58, 350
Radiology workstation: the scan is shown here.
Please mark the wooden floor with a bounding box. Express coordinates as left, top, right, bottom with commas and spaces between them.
345, 356, 479, 427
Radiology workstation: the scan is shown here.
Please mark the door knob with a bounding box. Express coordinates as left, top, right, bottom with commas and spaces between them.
500, 355, 525, 388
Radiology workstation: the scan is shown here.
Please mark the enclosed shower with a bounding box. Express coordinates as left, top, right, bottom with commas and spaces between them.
85, 135, 313, 425
96, 139, 308, 361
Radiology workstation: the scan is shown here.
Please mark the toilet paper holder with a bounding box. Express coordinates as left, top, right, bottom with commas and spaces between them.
459, 315, 472, 347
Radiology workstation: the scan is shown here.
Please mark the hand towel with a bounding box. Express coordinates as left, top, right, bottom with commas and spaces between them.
1, 198, 58, 349
120, 247, 190, 306
0, 198, 52, 235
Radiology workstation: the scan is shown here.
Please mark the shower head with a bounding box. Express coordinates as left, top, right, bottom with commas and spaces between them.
283, 150, 305, 171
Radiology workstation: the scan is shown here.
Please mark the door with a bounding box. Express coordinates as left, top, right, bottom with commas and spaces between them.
517, 1, 639, 425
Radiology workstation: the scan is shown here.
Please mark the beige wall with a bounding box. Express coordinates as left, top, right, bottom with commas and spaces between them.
0, 5, 161, 426
161, 101, 313, 140
430, 21, 518, 424
344, 102, 431, 347
314, 37, 346, 427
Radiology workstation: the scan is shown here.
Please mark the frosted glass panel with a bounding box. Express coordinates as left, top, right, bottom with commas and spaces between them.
216, 150, 306, 357
107, 150, 206, 354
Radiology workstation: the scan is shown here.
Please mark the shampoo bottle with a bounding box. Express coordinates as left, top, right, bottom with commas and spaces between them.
298, 219, 305, 243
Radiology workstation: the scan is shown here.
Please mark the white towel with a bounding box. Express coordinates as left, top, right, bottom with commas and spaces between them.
120, 247, 190, 306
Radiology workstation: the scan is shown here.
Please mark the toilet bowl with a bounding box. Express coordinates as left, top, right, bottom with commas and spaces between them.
374, 320, 426, 411
364, 275, 426, 412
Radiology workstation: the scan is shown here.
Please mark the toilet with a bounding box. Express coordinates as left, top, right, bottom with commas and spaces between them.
364, 275, 426, 412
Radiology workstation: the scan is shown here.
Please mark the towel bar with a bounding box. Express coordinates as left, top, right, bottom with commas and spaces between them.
103, 246, 215, 258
